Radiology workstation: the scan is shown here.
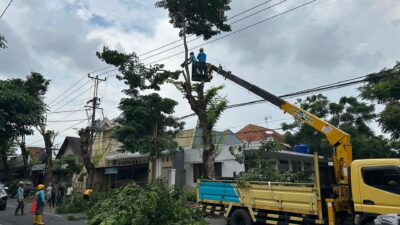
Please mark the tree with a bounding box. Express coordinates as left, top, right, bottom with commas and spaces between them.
0, 73, 49, 183
359, 62, 400, 140
229, 140, 312, 183
0, 35, 6, 49
37, 124, 56, 185
282, 94, 395, 159
94, 47, 183, 185
156, 0, 231, 178
79, 127, 95, 188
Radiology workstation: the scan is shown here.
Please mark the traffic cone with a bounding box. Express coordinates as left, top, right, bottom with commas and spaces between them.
31, 199, 36, 213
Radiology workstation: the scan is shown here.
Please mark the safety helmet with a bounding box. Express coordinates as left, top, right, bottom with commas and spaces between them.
199, 48, 204, 52
37, 184, 45, 190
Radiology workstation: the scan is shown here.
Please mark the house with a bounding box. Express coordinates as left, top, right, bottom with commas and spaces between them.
55, 136, 83, 188
176, 127, 245, 188
236, 124, 323, 173
28, 147, 47, 186
89, 118, 184, 191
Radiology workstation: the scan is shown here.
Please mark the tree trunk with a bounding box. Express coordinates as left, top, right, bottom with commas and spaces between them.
0, 145, 11, 183
19, 136, 30, 179
179, 11, 216, 178
201, 125, 215, 178
79, 128, 95, 189
43, 132, 53, 185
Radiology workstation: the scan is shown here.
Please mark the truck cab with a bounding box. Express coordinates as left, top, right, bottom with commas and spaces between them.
351, 159, 400, 222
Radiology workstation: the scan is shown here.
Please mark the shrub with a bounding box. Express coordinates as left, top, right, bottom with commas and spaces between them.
87, 181, 206, 225
183, 187, 197, 202
56, 192, 106, 214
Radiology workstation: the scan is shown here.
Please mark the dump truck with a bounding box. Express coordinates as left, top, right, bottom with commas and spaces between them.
195, 64, 400, 225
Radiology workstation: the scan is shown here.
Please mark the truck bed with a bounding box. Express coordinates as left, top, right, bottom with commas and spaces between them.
198, 180, 321, 216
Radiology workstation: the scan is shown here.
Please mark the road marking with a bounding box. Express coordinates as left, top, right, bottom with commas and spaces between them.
7, 205, 62, 218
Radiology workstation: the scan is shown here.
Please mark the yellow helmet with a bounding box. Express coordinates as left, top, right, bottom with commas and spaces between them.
37, 184, 45, 190
199, 48, 204, 51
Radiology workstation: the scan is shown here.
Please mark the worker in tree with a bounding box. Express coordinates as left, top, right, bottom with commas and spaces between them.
180, 51, 197, 67
197, 48, 206, 63
33, 184, 45, 225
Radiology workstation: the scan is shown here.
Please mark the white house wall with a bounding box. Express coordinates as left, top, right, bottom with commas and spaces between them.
184, 145, 245, 188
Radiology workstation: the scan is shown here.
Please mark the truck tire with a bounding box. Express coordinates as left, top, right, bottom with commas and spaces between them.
229, 209, 253, 225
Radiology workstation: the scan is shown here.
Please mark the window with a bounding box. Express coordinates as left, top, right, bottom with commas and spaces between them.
193, 163, 222, 183
292, 161, 302, 172
278, 160, 289, 171
362, 166, 400, 195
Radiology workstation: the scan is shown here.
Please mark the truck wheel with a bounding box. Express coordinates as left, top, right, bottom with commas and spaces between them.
229, 209, 253, 225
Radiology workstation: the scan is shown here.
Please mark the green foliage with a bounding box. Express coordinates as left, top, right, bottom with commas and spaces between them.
282, 94, 395, 159
183, 187, 197, 202
230, 140, 313, 184
53, 155, 83, 176
360, 62, 400, 140
204, 85, 228, 129
96, 47, 183, 158
0, 73, 49, 141
56, 192, 105, 214
155, 0, 231, 40
0, 35, 6, 49
87, 181, 206, 225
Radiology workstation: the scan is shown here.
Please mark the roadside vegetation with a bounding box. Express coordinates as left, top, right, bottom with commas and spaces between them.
56, 181, 206, 225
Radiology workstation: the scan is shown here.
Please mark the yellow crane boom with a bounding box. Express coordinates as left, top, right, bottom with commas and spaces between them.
207, 64, 352, 203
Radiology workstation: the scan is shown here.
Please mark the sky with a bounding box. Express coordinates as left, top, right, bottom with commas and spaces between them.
0, 0, 399, 149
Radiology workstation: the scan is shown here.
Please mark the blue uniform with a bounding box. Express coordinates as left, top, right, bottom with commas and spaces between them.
188, 54, 197, 64
197, 52, 206, 63
36, 190, 45, 215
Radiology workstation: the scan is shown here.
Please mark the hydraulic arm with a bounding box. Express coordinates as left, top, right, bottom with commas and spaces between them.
207, 64, 353, 211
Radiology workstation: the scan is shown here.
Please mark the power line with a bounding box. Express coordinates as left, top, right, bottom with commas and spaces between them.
48, 78, 90, 107
140, 0, 288, 62
47, 66, 111, 107
47, 119, 87, 123
138, 0, 277, 57
177, 68, 400, 120
28, 119, 88, 146
0, 0, 13, 20
52, 85, 93, 112
54, 0, 298, 90
47, 109, 86, 114
145, 0, 318, 65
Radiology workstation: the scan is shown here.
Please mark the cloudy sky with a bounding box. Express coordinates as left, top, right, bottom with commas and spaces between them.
1, 0, 399, 149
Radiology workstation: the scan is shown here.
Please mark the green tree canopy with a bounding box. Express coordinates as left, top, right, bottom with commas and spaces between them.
97, 47, 183, 158
155, 0, 231, 178
155, 0, 231, 40
282, 94, 395, 159
359, 62, 400, 140
0, 72, 49, 182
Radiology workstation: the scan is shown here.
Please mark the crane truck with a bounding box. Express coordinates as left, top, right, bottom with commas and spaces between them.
195, 63, 400, 225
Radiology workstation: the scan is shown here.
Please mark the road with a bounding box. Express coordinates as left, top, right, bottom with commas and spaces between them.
0, 198, 225, 225
0, 199, 85, 225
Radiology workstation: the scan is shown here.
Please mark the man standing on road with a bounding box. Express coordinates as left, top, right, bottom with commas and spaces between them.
46, 184, 52, 207
33, 184, 45, 225
14, 181, 24, 216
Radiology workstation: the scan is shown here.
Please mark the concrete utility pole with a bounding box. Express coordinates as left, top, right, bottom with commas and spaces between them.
86, 74, 106, 156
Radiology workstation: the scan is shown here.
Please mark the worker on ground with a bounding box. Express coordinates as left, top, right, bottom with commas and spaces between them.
83, 188, 93, 200
14, 181, 24, 216
33, 184, 45, 225
197, 48, 206, 63
180, 51, 197, 67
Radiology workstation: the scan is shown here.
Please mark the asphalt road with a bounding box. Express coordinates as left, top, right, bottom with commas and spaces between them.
0, 199, 85, 225
0, 198, 226, 225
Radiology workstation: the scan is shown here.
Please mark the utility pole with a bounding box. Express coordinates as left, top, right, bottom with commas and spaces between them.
86, 74, 106, 157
